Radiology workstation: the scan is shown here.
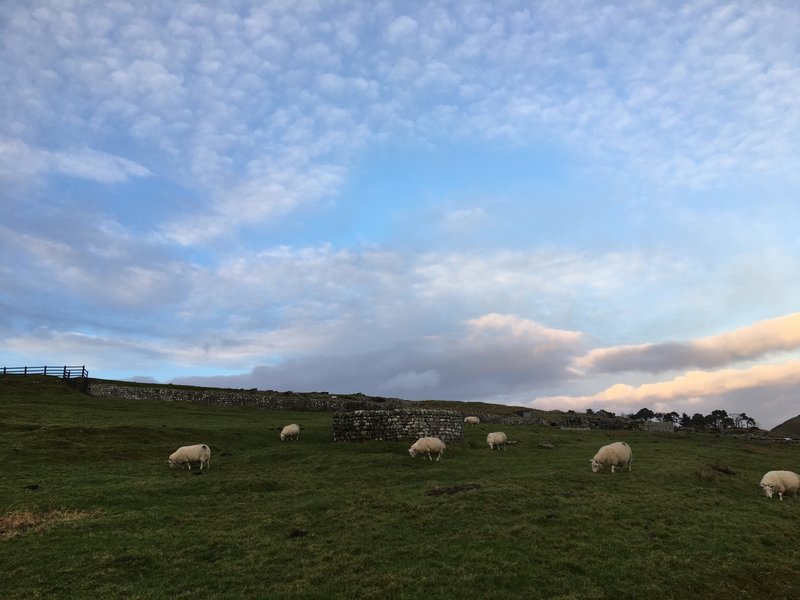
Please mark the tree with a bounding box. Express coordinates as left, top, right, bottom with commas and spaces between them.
706, 409, 729, 429
680, 413, 692, 428
662, 411, 679, 423
732, 412, 756, 429
691, 413, 706, 428
633, 407, 655, 421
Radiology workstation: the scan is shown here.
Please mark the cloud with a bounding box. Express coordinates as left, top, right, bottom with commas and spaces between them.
531, 360, 800, 429
172, 312, 583, 399
4, 0, 800, 247
386, 16, 419, 43
0, 139, 151, 184
381, 369, 440, 392
575, 312, 800, 374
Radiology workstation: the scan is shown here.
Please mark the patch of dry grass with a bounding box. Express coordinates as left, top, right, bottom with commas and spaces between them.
0, 508, 96, 539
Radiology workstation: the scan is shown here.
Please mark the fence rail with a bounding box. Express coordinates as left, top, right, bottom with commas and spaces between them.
1, 365, 89, 379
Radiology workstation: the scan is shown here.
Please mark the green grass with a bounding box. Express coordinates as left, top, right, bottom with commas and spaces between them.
1, 375, 799, 599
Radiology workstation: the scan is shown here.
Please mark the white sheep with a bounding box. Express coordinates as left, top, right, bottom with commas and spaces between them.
464, 416, 480, 425
486, 431, 508, 450
408, 437, 446, 461
590, 441, 632, 473
280, 424, 300, 441
759, 470, 800, 501
168, 444, 211, 470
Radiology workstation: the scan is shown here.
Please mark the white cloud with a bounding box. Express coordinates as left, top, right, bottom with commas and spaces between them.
386, 16, 418, 43
0, 139, 151, 184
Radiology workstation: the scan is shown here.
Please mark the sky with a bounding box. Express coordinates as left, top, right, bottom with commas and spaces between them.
2, 1, 800, 429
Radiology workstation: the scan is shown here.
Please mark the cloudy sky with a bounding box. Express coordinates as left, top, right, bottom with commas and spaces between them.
2, 1, 800, 428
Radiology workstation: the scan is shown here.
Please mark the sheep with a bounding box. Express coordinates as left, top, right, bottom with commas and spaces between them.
464, 416, 480, 425
759, 470, 800, 501
168, 444, 211, 470
408, 437, 446, 462
590, 441, 632, 473
280, 424, 300, 441
486, 431, 508, 450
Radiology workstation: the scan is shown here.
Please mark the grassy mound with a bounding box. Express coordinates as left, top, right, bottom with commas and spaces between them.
771, 414, 800, 437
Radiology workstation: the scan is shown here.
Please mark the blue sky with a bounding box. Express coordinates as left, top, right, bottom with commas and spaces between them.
3, 1, 800, 428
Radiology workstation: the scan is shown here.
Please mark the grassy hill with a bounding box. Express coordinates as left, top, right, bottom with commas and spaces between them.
2, 375, 800, 599
771, 414, 800, 437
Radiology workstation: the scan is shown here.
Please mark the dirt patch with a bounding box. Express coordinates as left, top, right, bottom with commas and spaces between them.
426, 483, 482, 496
0, 508, 96, 539
694, 463, 737, 483
709, 463, 736, 476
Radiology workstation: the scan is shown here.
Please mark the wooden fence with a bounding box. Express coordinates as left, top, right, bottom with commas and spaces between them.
1, 365, 89, 379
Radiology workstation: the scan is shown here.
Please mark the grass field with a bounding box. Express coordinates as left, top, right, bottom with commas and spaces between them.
1, 376, 799, 599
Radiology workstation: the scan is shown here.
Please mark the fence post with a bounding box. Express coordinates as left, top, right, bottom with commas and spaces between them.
24, 366, 27, 375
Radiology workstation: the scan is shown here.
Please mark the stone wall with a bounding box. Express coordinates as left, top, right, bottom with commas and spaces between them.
332, 409, 464, 442
639, 421, 676, 433
87, 382, 412, 412
559, 414, 638, 430
466, 413, 552, 427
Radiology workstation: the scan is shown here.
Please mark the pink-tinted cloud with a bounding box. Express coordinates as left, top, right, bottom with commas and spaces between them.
533, 359, 800, 421
574, 312, 800, 374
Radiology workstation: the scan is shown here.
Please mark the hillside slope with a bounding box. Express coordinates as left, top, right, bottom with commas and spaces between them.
771, 414, 800, 436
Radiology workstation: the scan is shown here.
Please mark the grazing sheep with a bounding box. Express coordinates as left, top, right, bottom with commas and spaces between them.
464, 416, 480, 425
408, 437, 446, 462
759, 470, 800, 501
168, 444, 211, 470
280, 424, 300, 441
486, 431, 508, 450
590, 441, 632, 473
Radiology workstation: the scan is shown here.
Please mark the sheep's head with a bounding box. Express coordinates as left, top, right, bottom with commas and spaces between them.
590, 459, 602, 473
408, 447, 418, 457
280, 434, 286, 441
168, 458, 177, 469
761, 483, 775, 498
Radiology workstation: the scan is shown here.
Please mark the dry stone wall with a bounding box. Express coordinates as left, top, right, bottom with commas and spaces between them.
333, 409, 464, 442
87, 382, 411, 412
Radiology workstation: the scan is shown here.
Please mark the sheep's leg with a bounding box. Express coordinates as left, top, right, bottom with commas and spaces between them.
436, 452, 441, 462
779, 492, 784, 501
611, 465, 615, 473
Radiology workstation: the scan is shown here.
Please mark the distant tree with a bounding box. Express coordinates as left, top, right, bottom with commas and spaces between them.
586, 408, 594, 415
732, 412, 757, 429
663, 411, 679, 423
691, 413, 706, 428
680, 413, 692, 428
654, 412, 664, 422
633, 407, 655, 421
706, 409, 729, 429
